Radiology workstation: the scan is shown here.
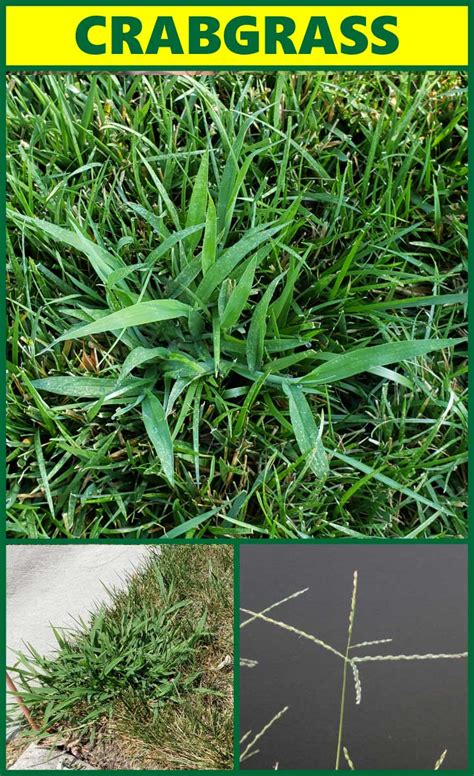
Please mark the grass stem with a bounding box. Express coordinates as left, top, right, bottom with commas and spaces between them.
335, 570, 358, 770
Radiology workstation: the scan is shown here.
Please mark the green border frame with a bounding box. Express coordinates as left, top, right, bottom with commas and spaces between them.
1, 0, 471, 774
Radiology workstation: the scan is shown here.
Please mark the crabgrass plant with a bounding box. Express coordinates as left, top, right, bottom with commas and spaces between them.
240, 575, 467, 770
8, 545, 234, 771
7, 73, 467, 538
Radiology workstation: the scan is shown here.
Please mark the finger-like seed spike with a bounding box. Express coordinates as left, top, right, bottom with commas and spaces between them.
434, 749, 447, 770
343, 746, 355, 770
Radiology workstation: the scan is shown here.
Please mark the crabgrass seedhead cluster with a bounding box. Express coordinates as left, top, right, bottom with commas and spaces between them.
7, 72, 467, 538
240, 571, 467, 770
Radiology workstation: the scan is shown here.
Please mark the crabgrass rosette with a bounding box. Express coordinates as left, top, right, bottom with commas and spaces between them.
7, 72, 467, 538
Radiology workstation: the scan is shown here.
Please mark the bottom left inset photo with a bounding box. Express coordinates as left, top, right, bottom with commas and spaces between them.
6, 543, 234, 771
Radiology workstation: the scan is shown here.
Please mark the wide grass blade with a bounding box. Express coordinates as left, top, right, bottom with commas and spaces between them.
201, 195, 217, 275
299, 339, 465, 386
57, 300, 192, 341
32, 376, 146, 398
185, 152, 209, 255
246, 275, 282, 371
142, 393, 175, 485
282, 383, 329, 479
119, 346, 168, 381
220, 257, 257, 330
164, 507, 223, 538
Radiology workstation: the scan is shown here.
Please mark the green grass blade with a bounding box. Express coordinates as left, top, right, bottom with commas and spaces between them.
80, 77, 96, 132
138, 150, 181, 230
220, 256, 257, 330
57, 300, 192, 341
32, 376, 145, 398
8, 211, 124, 283
299, 339, 465, 386
128, 202, 165, 235
201, 195, 217, 275
331, 449, 455, 517
119, 346, 168, 381
164, 507, 222, 538
282, 383, 329, 480
144, 224, 206, 267
346, 292, 467, 313
142, 393, 175, 485
246, 275, 282, 371
34, 431, 56, 520
185, 151, 208, 255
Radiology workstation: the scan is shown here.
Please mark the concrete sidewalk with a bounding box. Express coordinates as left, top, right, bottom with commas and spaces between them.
10, 744, 95, 770
7, 545, 151, 661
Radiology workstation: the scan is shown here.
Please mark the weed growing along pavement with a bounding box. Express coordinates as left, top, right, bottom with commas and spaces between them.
8, 544, 234, 770
7, 73, 467, 538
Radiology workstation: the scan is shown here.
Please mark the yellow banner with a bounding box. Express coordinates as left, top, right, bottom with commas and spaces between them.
6, 6, 467, 67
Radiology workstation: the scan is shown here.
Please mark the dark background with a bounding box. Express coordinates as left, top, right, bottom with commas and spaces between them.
239, 544, 467, 770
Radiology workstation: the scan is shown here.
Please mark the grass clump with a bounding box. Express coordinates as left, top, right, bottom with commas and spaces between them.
6, 72, 467, 538
8, 544, 234, 771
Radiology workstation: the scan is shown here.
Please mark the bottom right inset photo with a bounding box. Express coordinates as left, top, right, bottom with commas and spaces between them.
239, 543, 467, 771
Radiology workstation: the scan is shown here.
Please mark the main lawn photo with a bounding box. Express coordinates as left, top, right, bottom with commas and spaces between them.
6, 72, 467, 539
